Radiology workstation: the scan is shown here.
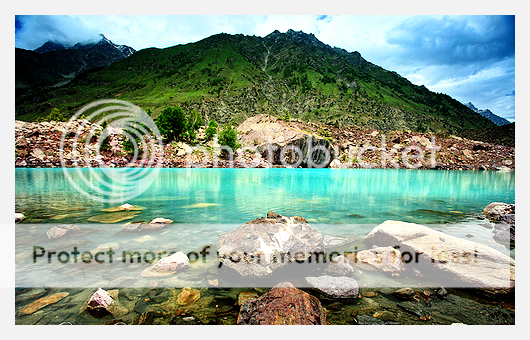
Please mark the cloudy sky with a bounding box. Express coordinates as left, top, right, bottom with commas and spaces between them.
15, 15, 515, 121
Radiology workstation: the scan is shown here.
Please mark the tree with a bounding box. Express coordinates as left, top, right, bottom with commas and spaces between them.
47, 107, 66, 122
156, 106, 187, 142
205, 120, 218, 141
218, 124, 240, 152
183, 109, 203, 143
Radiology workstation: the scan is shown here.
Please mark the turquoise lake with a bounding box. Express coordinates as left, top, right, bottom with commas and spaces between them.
15, 168, 515, 289
16, 168, 515, 226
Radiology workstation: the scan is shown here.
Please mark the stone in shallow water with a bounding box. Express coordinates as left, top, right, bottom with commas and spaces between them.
217, 211, 324, 277
87, 211, 139, 223
364, 220, 515, 293
305, 275, 360, 298
177, 287, 200, 306
237, 282, 327, 325
141, 252, 190, 277
15, 213, 25, 222
84, 287, 128, 317
326, 255, 355, 276
100, 204, 143, 212
46, 224, 81, 239
149, 217, 173, 224
122, 222, 169, 232
18, 292, 70, 315
323, 235, 354, 248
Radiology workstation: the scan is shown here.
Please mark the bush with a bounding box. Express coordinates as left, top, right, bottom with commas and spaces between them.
218, 124, 240, 156
47, 108, 66, 122
205, 120, 218, 141
156, 106, 187, 142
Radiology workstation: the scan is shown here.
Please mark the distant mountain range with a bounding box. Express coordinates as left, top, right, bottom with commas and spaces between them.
464, 102, 510, 126
16, 34, 135, 91
16, 30, 497, 135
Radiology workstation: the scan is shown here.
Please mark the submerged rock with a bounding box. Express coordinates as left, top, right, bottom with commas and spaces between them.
237, 282, 327, 325
18, 292, 70, 316
364, 220, 515, 292
88, 211, 140, 223
141, 252, 190, 277
217, 211, 324, 277
176, 287, 200, 306
392, 288, 415, 300
326, 255, 355, 276
323, 235, 354, 248
84, 288, 128, 317
121, 222, 169, 232
46, 224, 81, 239
305, 275, 360, 298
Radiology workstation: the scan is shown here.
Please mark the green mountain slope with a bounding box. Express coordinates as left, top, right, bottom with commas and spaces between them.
15, 29, 496, 134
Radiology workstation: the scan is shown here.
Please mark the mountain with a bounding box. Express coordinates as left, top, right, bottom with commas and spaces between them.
16, 34, 136, 91
465, 102, 510, 126
34, 41, 67, 53
16, 30, 496, 134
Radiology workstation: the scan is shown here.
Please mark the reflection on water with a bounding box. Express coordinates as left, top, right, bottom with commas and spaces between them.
16, 168, 515, 225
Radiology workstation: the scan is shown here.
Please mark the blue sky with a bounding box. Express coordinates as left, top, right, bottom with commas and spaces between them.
15, 15, 515, 122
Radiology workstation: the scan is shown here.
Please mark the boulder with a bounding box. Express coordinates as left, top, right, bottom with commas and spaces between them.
141, 252, 190, 277
15, 213, 25, 222
363, 220, 514, 291
217, 211, 324, 277
483, 202, 515, 224
492, 223, 515, 248
237, 282, 327, 325
237, 114, 334, 168
305, 276, 360, 298
352, 246, 405, 274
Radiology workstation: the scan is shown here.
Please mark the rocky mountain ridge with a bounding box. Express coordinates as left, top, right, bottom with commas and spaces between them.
16, 34, 135, 91
465, 102, 510, 126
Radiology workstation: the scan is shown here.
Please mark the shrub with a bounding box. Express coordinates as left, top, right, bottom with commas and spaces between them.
205, 120, 218, 141
156, 106, 187, 142
218, 124, 240, 157
47, 107, 66, 122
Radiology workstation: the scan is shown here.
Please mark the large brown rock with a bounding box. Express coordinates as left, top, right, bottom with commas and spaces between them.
237, 282, 327, 325
237, 114, 334, 168
217, 212, 324, 277
363, 221, 514, 292
483, 202, 515, 224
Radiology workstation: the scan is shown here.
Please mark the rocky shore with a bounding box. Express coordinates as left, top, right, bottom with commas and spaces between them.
15, 116, 515, 170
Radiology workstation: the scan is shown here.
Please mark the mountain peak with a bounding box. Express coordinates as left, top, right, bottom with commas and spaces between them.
34, 41, 67, 54
465, 102, 510, 126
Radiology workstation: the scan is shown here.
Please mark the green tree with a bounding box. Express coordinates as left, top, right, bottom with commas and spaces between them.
183, 109, 203, 143
205, 120, 218, 141
218, 124, 240, 152
47, 107, 66, 122
156, 106, 186, 142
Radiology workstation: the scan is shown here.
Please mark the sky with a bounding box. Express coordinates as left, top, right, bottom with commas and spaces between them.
14, 15, 516, 122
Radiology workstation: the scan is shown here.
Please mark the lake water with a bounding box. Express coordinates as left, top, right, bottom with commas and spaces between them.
16, 168, 515, 226
15, 168, 516, 324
